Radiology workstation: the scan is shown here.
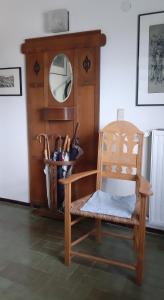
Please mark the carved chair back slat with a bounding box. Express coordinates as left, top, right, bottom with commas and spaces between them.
97, 121, 143, 185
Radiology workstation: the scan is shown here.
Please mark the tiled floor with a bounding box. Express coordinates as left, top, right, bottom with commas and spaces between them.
0, 201, 163, 300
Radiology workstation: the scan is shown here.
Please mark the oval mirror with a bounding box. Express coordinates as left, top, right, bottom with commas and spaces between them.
49, 53, 73, 102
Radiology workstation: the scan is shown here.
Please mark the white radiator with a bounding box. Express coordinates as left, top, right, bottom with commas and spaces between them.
149, 129, 164, 229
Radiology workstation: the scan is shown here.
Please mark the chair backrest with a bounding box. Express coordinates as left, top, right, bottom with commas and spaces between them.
96, 121, 144, 188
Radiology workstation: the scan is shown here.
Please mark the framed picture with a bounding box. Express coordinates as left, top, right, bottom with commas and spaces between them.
45, 9, 69, 33
0, 67, 22, 96
136, 11, 164, 106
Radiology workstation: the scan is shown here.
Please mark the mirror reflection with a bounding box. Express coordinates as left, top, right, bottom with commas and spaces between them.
49, 53, 73, 102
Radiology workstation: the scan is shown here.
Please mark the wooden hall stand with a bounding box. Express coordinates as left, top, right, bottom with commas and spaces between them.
21, 30, 106, 218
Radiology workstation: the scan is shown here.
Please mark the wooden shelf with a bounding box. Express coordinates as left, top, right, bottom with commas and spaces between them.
42, 107, 74, 121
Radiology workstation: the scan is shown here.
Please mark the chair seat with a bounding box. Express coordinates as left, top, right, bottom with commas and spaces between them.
70, 195, 139, 226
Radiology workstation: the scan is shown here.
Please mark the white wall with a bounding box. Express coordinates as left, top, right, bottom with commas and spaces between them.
0, 0, 164, 202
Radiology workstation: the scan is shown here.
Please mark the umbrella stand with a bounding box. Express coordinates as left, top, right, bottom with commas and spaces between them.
44, 159, 75, 213
36, 126, 83, 218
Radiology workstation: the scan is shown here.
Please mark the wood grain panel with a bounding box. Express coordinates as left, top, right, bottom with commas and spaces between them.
30, 158, 47, 207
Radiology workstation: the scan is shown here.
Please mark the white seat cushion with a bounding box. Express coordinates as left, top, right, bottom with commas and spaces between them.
80, 190, 136, 218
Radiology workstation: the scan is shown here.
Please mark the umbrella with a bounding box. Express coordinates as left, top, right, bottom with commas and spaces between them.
36, 127, 84, 212
36, 133, 51, 207
36, 133, 50, 160
66, 123, 84, 176
62, 136, 70, 178
70, 123, 83, 160
52, 135, 66, 212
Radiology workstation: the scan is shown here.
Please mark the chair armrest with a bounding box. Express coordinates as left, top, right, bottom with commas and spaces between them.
137, 175, 153, 196
59, 169, 98, 185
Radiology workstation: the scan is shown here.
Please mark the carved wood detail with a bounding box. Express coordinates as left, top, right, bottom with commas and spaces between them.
33, 61, 40, 75
101, 122, 143, 180
83, 56, 91, 72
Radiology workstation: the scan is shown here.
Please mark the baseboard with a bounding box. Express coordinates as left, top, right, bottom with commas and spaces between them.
146, 226, 164, 235
0, 197, 30, 206
105, 221, 164, 235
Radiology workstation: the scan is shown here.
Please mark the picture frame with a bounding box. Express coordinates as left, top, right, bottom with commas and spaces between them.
136, 11, 164, 106
0, 67, 22, 96
44, 9, 69, 34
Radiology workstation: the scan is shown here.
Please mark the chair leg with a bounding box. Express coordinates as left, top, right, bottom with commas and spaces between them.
136, 224, 146, 285
65, 211, 71, 265
64, 184, 71, 266
95, 219, 101, 242
133, 225, 139, 251
136, 195, 147, 285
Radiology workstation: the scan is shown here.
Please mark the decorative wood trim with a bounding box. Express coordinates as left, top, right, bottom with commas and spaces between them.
83, 56, 91, 72
21, 30, 106, 54
33, 61, 40, 75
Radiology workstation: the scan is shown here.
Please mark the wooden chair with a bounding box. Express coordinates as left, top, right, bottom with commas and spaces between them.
60, 121, 152, 285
